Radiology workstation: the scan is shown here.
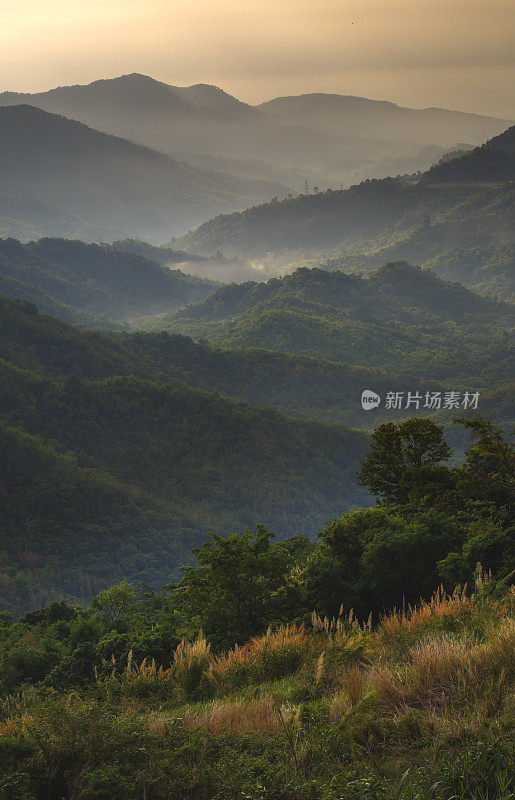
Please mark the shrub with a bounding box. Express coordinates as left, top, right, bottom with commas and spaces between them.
0, 772, 35, 800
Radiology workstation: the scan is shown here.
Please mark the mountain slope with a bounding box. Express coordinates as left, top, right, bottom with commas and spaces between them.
0, 295, 370, 613
0, 105, 290, 241
172, 127, 514, 295
173, 179, 483, 258
258, 93, 512, 145
164, 263, 514, 384
174, 261, 507, 322
0, 293, 447, 428
0, 74, 430, 169
0, 192, 127, 243
0, 418, 193, 614
421, 124, 515, 184
325, 185, 515, 298
0, 238, 216, 324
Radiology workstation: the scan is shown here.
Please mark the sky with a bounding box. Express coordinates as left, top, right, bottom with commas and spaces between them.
2, 0, 515, 118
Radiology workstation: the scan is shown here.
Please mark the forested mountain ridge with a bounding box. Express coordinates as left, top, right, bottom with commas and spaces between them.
0, 104, 290, 241
172, 180, 513, 275
0, 295, 370, 614
421, 124, 515, 184
0, 293, 450, 427
173, 261, 511, 323
172, 179, 478, 257
171, 129, 514, 296
0, 252, 510, 417
0, 237, 215, 325
164, 263, 514, 384
325, 185, 515, 298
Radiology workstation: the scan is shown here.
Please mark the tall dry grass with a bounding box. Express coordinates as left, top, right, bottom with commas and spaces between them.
208, 623, 309, 682
368, 635, 472, 712
330, 666, 368, 719
368, 620, 514, 713
378, 584, 473, 639
174, 631, 211, 694
183, 696, 282, 735
311, 606, 371, 645
124, 652, 174, 685
0, 711, 33, 736
174, 630, 211, 668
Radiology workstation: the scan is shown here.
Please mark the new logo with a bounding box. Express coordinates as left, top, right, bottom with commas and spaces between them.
361, 390, 381, 410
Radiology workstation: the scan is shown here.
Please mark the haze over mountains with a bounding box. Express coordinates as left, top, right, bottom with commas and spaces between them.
1, 74, 511, 192
0, 74, 513, 247
258, 93, 511, 145
0, 75, 419, 171
0, 105, 291, 242
0, 71, 512, 615
173, 126, 515, 297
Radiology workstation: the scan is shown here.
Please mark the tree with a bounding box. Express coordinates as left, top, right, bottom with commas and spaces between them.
359, 512, 459, 607
170, 527, 296, 649
91, 580, 137, 625
305, 507, 459, 616
357, 418, 452, 504
454, 416, 514, 510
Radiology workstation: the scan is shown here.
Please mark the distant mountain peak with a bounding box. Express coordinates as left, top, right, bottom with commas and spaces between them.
258, 93, 512, 145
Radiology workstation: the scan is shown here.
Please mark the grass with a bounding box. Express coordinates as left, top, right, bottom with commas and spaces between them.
0, 576, 513, 799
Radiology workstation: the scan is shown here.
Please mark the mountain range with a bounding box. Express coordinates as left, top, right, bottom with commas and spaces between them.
172, 126, 515, 296
0, 76, 512, 247
0, 74, 433, 169
0, 104, 291, 241
1, 74, 511, 192
0, 232, 511, 428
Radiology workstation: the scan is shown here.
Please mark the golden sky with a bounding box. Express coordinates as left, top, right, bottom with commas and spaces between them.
2, 0, 514, 117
